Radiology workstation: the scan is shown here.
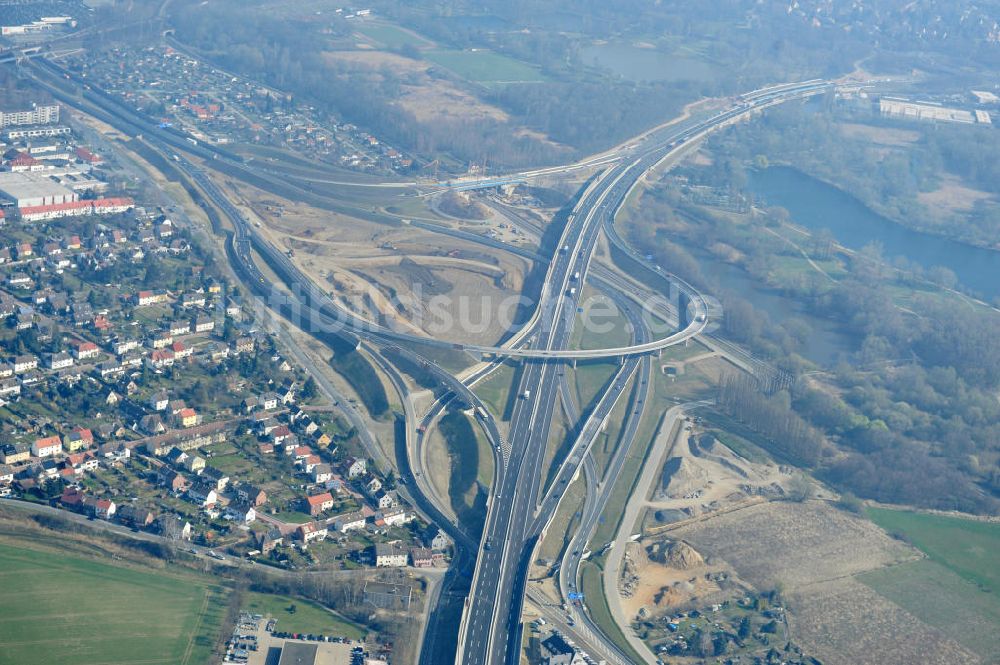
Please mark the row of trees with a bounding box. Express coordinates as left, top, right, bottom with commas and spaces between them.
717, 374, 824, 467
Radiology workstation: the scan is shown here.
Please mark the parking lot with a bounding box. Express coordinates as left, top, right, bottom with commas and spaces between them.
225, 612, 356, 665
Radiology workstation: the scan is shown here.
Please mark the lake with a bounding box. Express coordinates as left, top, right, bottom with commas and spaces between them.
749, 166, 1000, 300
580, 43, 717, 83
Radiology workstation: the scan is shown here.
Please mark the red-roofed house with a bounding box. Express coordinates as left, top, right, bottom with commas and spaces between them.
171, 341, 193, 360
75, 147, 103, 164
149, 348, 175, 368
68, 339, 100, 360
304, 491, 334, 516
32, 436, 62, 458
178, 408, 199, 428
63, 427, 94, 452
92, 198, 133, 214
19, 200, 93, 222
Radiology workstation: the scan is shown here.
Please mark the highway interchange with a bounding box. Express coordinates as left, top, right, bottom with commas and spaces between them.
14, 48, 844, 664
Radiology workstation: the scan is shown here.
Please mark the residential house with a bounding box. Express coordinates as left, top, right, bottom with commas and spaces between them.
13, 354, 38, 374
31, 436, 62, 458
234, 484, 267, 507
47, 351, 73, 370
165, 447, 189, 467
114, 338, 140, 356
180, 292, 205, 309
301, 454, 322, 474
191, 315, 215, 333
171, 341, 193, 360
65, 451, 99, 473
366, 477, 383, 495
1, 443, 30, 465
378, 508, 410, 528
90, 497, 116, 520
68, 339, 99, 360
140, 414, 166, 435
98, 442, 131, 466
376, 491, 397, 510
430, 529, 451, 552
149, 331, 174, 349
312, 463, 333, 484
272, 425, 293, 446
60, 487, 87, 510
374, 543, 408, 568
201, 466, 229, 491
304, 491, 335, 516
257, 528, 283, 553
182, 454, 206, 473
296, 521, 328, 544
343, 457, 367, 479
410, 547, 433, 568
149, 390, 169, 411
290, 445, 312, 461
148, 348, 175, 368
117, 504, 155, 528
224, 504, 256, 524
0, 378, 19, 399
62, 427, 93, 452
158, 468, 188, 493
177, 408, 199, 428
186, 482, 218, 508
334, 510, 366, 533
259, 392, 280, 410
135, 290, 168, 307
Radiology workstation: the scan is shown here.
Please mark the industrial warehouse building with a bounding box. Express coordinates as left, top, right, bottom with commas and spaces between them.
0, 172, 78, 207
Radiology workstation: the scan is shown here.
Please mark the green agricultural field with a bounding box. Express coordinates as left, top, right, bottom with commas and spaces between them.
358, 23, 431, 49
242, 592, 365, 639
0, 543, 227, 665
866, 508, 1000, 592
859, 508, 1000, 660
425, 49, 545, 84
859, 559, 1000, 661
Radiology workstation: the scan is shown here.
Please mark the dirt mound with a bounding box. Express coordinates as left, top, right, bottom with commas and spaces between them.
661, 456, 709, 498
647, 539, 705, 570
624, 541, 649, 573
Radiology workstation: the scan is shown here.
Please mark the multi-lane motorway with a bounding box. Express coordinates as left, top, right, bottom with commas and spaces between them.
17, 48, 845, 664
458, 79, 839, 665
